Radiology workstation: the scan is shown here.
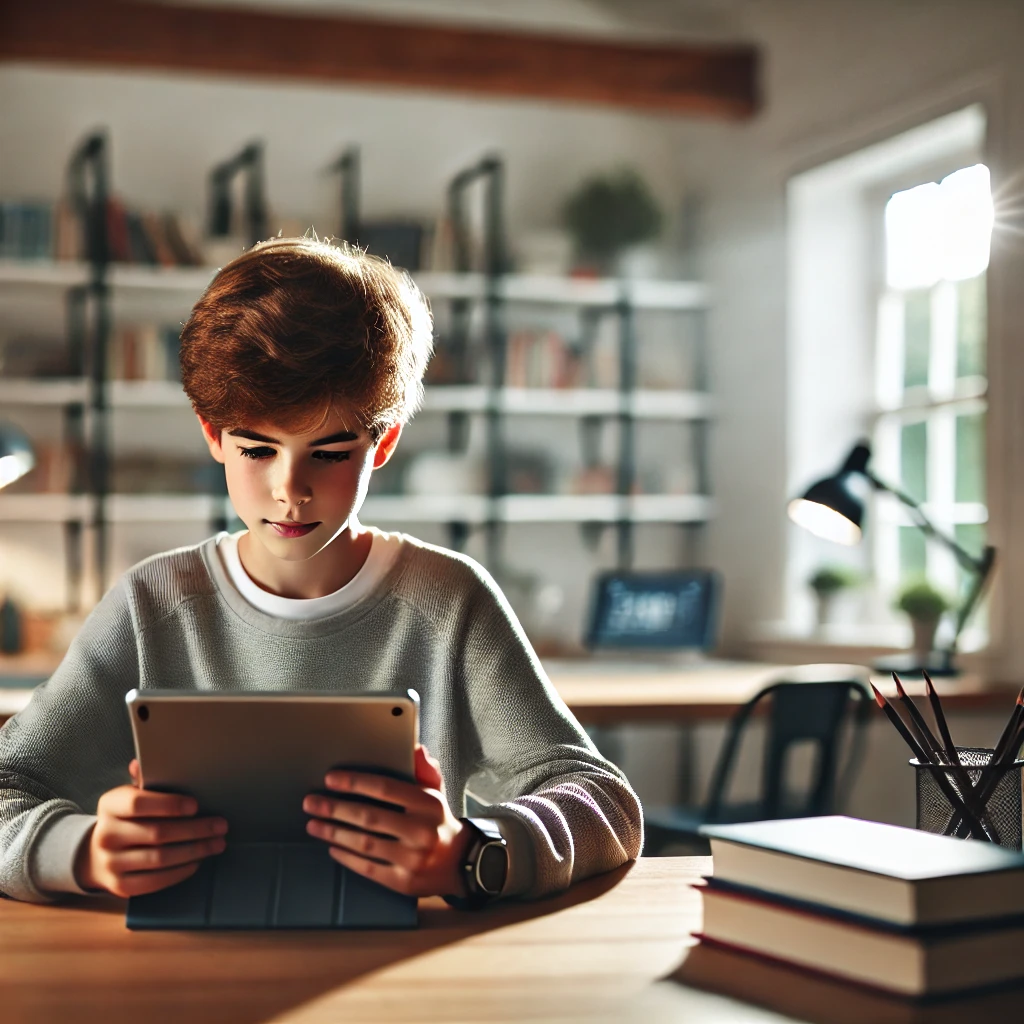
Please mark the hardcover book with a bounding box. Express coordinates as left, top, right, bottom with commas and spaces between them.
701, 816, 1024, 926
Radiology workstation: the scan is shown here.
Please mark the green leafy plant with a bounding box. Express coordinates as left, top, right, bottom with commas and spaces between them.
808, 564, 861, 597
894, 579, 953, 622
562, 168, 663, 265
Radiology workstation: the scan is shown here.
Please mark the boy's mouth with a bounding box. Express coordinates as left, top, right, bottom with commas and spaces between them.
266, 520, 320, 538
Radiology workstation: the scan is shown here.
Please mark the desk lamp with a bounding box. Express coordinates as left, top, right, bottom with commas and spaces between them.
788, 441, 995, 676
0, 422, 35, 491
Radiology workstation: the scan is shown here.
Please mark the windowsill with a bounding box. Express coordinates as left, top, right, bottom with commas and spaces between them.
744, 621, 994, 678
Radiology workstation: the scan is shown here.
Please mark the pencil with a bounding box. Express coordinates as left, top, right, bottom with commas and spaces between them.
945, 689, 1024, 841
871, 684, 993, 841
990, 689, 1024, 766
893, 672, 993, 832
922, 671, 961, 766
892, 672, 946, 763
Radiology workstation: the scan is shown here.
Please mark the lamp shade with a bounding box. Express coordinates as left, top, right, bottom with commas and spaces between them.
0, 422, 35, 491
788, 443, 872, 546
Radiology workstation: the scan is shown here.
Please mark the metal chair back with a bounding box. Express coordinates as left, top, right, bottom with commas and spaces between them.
703, 678, 871, 823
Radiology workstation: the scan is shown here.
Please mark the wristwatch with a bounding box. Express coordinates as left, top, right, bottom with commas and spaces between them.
445, 817, 509, 910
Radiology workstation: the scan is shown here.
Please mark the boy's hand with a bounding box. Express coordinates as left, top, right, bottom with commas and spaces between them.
74, 759, 229, 898
303, 745, 473, 898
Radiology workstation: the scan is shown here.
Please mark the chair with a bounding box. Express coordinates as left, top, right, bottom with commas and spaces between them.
644, 677, 871, 856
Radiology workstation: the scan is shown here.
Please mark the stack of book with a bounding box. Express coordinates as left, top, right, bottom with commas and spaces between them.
0, 197, 204, 265
695, 816, 1024, 1001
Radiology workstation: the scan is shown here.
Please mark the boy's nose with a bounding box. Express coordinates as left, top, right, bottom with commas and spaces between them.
271, 467, 312, 508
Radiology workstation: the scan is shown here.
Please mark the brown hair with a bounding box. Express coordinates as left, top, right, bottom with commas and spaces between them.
179, 237, 433, 441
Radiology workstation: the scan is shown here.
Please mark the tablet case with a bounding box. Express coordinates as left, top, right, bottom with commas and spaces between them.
124, 690, 419, 931
127, 842, 417, 929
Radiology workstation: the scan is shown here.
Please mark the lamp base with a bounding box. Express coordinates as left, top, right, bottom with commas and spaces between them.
872, 650, 959, 677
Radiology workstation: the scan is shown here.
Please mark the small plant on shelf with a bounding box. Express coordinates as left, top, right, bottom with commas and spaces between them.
808, 564, 861, 628
562, 168, 663, 275
894, 578, 953, 663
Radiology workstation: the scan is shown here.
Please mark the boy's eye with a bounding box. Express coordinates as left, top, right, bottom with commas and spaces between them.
313, 450, 351, 463
239, 446, 276, 460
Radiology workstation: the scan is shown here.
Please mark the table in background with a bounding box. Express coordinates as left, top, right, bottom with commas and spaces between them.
542, 658, 1019, 724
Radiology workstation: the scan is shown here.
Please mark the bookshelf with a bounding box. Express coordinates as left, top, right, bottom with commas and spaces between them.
0, 137, 714, 621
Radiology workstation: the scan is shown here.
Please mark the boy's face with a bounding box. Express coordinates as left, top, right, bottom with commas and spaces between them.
198, 407, 401, 563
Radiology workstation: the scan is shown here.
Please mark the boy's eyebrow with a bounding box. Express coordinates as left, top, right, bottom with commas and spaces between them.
228, 429, 280, 444
307, 430, 360, 446
227, 428, 360, 446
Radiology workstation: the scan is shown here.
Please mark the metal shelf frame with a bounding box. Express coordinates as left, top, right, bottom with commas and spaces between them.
1, 142, 713, 598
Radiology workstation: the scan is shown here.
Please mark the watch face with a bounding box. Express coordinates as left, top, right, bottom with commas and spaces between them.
477, 841, 508, 895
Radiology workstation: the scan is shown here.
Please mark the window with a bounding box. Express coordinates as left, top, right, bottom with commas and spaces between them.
783, 105, 989, 643
871, 165, 992, 644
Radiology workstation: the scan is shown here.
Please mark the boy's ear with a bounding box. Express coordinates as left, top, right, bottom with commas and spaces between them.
372, 422, 403, 470
197, 415, 226, 465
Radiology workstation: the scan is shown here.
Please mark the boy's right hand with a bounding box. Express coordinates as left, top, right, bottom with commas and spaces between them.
74, 759, 228, 898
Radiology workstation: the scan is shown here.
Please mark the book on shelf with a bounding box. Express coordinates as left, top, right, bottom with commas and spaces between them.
694, 816, 1024, 1000
0, 195, 203, 267
109, 324, 182, 382
0, 200, 55, 260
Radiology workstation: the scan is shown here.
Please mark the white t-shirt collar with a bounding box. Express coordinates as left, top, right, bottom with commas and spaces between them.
215, 527, 402, 620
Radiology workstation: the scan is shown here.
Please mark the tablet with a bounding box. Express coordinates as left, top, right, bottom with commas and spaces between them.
125, 689, 419, 843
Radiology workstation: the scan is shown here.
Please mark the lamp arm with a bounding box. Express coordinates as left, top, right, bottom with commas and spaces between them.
865, 472, 986, 576
948, 544, 996, 652
867, 471, 996, 655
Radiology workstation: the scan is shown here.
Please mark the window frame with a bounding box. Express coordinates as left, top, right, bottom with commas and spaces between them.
865, 160, 990, 646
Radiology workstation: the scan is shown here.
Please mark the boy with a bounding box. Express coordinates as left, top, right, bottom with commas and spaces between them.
0, 238, 643, 908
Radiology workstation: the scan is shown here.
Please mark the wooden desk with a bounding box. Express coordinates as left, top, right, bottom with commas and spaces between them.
542, 659, 1021, 725
3, 856, 1019, 1024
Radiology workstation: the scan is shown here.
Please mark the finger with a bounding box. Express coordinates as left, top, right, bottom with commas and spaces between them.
306, 818, 428, 871
97, 815, 229, 852
113, 862, 201, 899
415, 746, 444, 790
304, 795, 437, 848
101, 786, 198, 820
107, 836, 226, 875
128, 759, 140, 784
321, 770, 438, 816
326, 844, 418, 897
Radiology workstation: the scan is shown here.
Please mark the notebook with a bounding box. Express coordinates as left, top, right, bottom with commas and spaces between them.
701, 816, 1024, 926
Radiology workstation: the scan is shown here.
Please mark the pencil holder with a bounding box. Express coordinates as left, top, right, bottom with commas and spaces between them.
913, 746, 1023, 850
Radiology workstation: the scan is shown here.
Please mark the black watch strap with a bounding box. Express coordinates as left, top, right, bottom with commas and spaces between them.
444, 818, 508, 911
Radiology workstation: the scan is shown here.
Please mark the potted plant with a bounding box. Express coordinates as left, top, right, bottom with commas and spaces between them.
808, 564, 861, 629
562, 168, 663, 276
895, 579, 953, 664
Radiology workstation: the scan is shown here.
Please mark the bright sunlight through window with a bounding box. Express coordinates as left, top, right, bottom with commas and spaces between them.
885, 164, 994, 289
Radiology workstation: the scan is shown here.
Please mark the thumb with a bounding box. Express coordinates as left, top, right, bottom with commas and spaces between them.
414, 744, 444, 790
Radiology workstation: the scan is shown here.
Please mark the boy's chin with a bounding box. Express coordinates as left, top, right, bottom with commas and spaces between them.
254, 521, 346, 560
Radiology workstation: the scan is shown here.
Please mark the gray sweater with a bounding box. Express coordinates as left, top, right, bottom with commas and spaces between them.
0, 534, 643, 903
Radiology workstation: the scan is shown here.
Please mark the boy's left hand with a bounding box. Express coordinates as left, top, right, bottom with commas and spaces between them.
303, 745, 472, 898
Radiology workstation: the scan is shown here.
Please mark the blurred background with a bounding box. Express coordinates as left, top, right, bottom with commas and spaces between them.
1, 0, 1022, 828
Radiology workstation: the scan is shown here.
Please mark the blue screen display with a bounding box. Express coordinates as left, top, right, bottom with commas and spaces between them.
586, 571, 721, 649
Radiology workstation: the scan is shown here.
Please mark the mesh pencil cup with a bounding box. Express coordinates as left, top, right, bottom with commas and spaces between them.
913, 746, 1023, 850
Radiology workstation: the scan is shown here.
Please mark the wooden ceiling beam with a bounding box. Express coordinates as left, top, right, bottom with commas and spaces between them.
0, 0, 759, 119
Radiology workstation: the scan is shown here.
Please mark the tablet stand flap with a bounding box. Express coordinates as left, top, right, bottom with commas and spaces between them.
125, 842, 417, 930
